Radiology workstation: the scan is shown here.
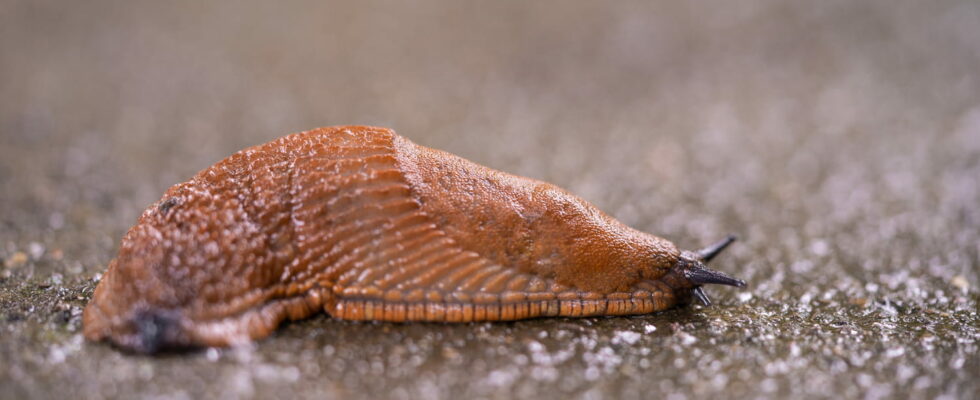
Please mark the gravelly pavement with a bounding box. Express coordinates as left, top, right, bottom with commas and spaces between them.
1, 1, 978, 399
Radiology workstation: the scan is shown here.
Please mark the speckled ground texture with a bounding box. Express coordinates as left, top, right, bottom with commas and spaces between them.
2, 1, 979, 399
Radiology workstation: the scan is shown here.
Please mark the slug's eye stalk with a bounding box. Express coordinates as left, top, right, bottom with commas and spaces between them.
696, 234, 737, 262
679, 234, 746, 306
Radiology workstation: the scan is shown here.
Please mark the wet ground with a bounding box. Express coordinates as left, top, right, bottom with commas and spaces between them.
1, 1, 978, 399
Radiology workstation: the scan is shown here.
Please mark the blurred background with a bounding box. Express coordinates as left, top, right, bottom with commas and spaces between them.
1, 1, 978, 399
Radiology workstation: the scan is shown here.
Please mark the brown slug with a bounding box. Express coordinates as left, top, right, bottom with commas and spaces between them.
83, 126, 746, 353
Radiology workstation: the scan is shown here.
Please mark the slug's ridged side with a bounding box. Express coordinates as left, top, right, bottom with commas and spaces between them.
83, 126, 734, 353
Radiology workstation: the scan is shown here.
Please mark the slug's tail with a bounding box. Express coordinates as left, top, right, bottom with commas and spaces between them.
680, 234, 746, 307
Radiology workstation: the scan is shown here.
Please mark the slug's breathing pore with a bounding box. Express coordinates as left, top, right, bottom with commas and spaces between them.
83, 126, 747, 353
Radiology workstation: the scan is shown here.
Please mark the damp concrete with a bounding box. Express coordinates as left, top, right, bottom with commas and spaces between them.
1, 1, 978, 399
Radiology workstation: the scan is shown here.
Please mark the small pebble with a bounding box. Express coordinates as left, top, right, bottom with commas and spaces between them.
849, 297, 868, 307
885, 347, 905, 358
950, 275, 969, 293
677, 332, 697, 346
809, 240, 830, 256
5, 252, 28, 268
28, 242, 45, 260
66, 262, 84, 275
611, 330, 642, 346
206, 348, 221, 362
441, 346, 461, 361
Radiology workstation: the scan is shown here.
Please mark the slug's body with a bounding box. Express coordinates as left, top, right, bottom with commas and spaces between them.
84, 126, 745, 353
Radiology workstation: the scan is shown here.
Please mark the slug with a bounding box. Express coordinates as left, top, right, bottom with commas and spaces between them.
83, 126, 746, 353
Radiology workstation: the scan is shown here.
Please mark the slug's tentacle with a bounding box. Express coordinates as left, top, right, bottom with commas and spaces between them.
679, 236, 746, 306
692, 286, 711, 306
684, 263, 745, 288
696, 234, 737, 262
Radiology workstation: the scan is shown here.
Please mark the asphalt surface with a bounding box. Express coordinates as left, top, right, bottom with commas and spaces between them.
1, 1, 978, 399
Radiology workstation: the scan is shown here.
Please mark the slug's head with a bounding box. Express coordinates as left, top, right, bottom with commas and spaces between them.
83, 181, 274, 353
674, 235, 746, 306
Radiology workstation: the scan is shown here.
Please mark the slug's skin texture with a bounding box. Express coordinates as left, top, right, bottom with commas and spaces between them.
83, 126, 745, 353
